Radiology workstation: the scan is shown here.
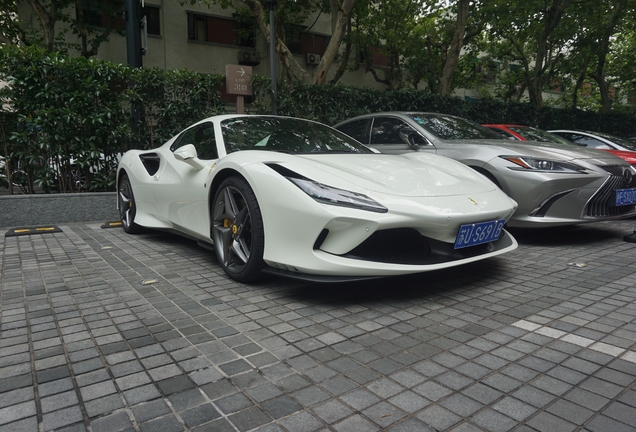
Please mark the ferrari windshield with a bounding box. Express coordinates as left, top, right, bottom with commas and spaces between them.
221, 117, 373, 154
407, 114, 504, 140
509, 127, 572, 145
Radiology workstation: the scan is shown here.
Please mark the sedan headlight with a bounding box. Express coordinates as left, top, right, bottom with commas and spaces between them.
502, 156, 586, 173
288, 177, 388, 213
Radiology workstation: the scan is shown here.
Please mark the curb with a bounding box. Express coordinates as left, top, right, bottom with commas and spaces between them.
0, 192, 119, 227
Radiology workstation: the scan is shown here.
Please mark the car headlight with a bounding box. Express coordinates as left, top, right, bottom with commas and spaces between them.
288, 177, 388, 213
502, 156, 586, 173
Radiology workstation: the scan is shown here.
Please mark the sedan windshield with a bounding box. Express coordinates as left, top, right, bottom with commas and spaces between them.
221, 117, 373, 154
407, 114, 504, 140
509, 127, 573, 145
586, 131, 636, 151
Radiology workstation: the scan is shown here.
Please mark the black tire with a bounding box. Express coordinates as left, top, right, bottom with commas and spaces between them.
211, 177, 265, 282
118, 174, 142, 234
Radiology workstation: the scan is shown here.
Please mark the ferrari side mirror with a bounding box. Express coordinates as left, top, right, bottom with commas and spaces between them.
174, 144, 205, 170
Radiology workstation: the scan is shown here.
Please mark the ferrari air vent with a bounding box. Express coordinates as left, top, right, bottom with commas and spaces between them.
139, 153, 160, 176
343, 228, 431, 264
265, 163, 304, 179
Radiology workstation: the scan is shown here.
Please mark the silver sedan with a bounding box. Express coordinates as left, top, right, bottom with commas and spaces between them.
334, 112, 636, 227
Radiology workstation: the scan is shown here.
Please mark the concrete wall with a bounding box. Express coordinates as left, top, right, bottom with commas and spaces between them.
0, 193, 119, 228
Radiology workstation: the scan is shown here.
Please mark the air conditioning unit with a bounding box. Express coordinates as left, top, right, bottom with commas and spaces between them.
306, 53, 321, 66
238, 50, 260, 66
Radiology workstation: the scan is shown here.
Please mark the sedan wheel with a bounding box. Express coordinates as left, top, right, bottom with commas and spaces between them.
212, 177, 265, 282
118, 174, 141, 234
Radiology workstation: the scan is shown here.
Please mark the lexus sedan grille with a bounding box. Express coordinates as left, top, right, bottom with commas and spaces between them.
586, 166, 636, 217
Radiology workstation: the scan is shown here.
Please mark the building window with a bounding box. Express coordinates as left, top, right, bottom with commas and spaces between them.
358, 47, 389, 68
187, 12, 255, 47
285, 25, 328, 56
142, 5, 160, 36
76, 0, 125, 31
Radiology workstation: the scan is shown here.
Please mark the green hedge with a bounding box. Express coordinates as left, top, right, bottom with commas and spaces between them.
255, 80, 636, 135
2, 46, 635, 194
0, 46, 224, 193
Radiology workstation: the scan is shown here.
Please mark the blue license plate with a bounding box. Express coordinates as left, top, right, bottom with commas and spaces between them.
615, 188, 636, 206
454, 219, 506, 249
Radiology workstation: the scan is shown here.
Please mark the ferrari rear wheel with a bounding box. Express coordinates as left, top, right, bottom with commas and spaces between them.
212, 177, 265, 282
118, 174, 142, 234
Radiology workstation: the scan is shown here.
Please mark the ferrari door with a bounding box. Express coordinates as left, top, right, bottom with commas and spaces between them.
151, 122, 219, 239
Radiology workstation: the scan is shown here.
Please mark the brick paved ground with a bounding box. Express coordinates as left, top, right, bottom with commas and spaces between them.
1, 220, 635, 432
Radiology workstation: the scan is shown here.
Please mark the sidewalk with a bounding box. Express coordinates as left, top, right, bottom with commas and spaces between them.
1, 220, 635, 431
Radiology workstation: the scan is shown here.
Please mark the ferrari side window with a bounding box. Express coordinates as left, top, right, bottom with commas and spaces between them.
170, 128, 196, 153
170, 123, 219, 160
194, 124, 219, 160
370, 118, 416, 145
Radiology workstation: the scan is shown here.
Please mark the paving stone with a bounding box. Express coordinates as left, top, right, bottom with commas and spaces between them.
227, 406, 272, 432
131, 399, 172, 423
84, 393, 125, 418
312, 399, 353, 424
42, 406, 84, 431
181, 404, 222, 428
470, 408, 518, 432
216, 392, 253, 414
416, 404, 462, 431
0, 400, 37, 426
338, 388, 381, 411
388, 390, 431, 413
278, 411, 325, 432
139, 414, 183, 432
261, 395, 303, 419
526, 411, 577, 432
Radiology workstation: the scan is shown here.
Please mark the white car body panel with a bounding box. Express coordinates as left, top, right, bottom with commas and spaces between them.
118, 114, 519, 281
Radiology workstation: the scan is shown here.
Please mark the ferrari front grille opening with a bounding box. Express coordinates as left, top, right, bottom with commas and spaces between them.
343, 228, 432, 264
314, 229, 329, 249
586, 174, 636, 217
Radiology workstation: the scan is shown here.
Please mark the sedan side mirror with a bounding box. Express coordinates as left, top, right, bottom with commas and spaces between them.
399, 131, 427, 150
174, 144, 205, 170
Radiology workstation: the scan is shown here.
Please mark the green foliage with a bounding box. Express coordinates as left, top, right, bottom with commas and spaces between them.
0, 46, 225, 194
254, 80, 635, 135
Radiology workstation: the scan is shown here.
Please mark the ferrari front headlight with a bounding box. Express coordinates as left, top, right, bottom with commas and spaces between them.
502, 156, 586, 173
288, 177, 388, 213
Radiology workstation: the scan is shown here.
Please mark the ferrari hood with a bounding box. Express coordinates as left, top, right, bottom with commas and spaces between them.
291, 154, 497, 197
446, 139, 628, 165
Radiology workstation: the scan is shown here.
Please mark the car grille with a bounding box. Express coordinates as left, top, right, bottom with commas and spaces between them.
344, 228, 432, 264
586, 165, 636, 217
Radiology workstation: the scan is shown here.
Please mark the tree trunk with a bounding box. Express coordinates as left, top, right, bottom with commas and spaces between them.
530, 0, 572, 108
244, 0, 355, 85
571, 55, 590, 109
439, 0, 470, 96
591, 0, 625, 113
25, 0, 60, 53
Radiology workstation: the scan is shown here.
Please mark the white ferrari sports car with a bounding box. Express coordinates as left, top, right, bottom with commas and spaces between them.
117, 115, 518, 282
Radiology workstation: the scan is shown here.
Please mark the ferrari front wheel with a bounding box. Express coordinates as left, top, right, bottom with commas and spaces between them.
118, 173, 142, 234
212, 177, 265, 282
